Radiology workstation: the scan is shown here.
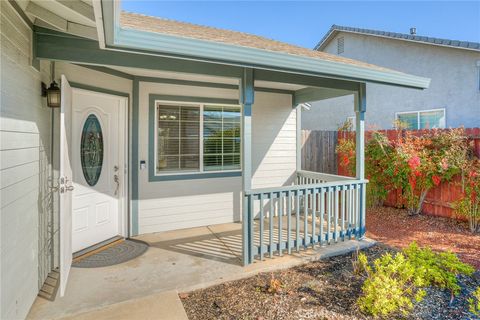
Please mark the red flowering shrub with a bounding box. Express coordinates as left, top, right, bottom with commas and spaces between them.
337, 125, 474, 216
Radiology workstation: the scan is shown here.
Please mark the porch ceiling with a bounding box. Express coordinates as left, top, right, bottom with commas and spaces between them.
11, 0, 98, 39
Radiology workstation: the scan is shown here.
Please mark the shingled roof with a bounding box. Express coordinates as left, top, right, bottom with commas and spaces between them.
120, 12, 400, 74
315, 25, 480, 52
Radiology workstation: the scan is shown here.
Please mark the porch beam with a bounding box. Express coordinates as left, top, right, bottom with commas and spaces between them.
241, 68, 254, 266
33, 27, 244, 79
255, 69, 360, 91
293, 87, 353, 105
355, 83, 366, 238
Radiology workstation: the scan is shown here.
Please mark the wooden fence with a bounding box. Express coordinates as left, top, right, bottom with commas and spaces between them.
302, 128, 480, 220
301, 130, 337, 174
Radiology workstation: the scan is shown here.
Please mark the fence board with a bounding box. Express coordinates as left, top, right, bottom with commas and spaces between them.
301, 130, 337, 174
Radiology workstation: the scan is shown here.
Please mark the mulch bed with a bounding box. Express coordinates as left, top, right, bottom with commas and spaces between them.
181, 244, 480, 319
366, 207, 480, 270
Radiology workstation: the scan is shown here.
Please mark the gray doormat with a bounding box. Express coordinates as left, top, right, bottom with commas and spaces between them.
72, 239, 149, 268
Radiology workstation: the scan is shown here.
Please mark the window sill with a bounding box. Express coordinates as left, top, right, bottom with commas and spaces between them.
148, 170, 242, 182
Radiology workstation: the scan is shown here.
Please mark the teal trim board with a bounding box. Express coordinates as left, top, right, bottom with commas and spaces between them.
148, 94, 241, 182
34, 27, 243, 79
131, 78, 139, 236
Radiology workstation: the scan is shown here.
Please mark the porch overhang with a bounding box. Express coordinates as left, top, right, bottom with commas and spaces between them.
96, 0, 430, 90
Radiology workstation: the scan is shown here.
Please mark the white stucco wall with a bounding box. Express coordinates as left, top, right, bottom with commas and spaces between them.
137, 81, 295, 234
302, 32, 480, 130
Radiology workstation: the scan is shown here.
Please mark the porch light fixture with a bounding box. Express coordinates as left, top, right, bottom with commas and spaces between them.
46, 81, 61, 108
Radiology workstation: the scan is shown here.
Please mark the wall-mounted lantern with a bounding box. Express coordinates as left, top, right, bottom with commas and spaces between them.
46, 81, 61, 108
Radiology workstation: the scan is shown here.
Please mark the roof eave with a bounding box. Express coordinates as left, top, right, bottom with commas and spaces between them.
100, 1, 430, 90
316, 26, 480, 52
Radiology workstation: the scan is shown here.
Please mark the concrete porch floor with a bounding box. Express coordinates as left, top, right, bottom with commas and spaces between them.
27, 222, 374, 320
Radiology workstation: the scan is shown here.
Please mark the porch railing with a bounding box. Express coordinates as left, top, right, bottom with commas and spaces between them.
242, 170, 367, 265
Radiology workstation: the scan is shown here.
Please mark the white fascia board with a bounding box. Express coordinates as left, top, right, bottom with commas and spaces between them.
92, 0, 106, 48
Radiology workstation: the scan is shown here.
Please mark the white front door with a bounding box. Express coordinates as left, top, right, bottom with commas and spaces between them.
71, 88, 127, 253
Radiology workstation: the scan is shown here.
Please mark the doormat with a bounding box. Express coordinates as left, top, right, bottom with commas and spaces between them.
38, 269, 60, 301
72, 239, 149, 268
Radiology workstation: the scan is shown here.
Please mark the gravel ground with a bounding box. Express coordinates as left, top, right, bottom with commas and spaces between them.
181, 244, 480, 320
366, 207, 480, 270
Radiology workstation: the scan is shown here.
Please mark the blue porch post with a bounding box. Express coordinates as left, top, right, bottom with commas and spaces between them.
355, 83, 367, 238
241, 68, 254, 265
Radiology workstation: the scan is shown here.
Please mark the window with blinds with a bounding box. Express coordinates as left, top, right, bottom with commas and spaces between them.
157, 104, 200, 172
155, 102, 241, 175
203, 106, 241, 171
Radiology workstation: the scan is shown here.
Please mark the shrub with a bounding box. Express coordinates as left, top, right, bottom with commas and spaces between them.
357, 243, 474, 317
454, 160, 480, 233
357, 251, 426, 317
469, 287, 480, 316
337, 125, 474, 214
403, 242, 475, 297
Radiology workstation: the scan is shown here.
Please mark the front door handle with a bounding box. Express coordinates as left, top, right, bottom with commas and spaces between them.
114, 174, 119, 195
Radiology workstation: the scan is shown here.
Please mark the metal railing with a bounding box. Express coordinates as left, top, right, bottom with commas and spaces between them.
242, 170, 367, 265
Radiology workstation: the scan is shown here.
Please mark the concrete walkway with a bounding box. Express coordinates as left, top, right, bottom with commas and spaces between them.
59, 291, 188, 320
27, 222, 375, 319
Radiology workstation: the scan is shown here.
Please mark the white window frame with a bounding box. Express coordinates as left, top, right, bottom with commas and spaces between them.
154, 100, 242, 177
395, 108, 446, 130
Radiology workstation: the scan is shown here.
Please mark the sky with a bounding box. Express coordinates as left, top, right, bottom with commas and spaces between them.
121, 1, 480, 49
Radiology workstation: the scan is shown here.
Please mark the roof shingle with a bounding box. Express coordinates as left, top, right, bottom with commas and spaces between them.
120, 12, 403, 74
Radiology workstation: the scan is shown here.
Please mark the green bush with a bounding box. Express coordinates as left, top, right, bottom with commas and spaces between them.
469, 287, 480, 316
404, 242, 474, 296
357, 252, 426, 317
357, 243, 475, 318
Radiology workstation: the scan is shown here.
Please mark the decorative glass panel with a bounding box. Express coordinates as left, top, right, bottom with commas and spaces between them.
80, 114, 104, 186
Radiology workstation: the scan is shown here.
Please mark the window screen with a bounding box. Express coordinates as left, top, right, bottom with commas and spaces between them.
203, 106, 241, 171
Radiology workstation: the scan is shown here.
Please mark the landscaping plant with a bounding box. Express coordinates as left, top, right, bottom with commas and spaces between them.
468, 287, 480, 316
337, 125, 473, 215
356, 242, 474, 318
454, 159, 480, 233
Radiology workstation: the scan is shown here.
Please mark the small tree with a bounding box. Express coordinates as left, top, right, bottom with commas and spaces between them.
454, 160, 480, 233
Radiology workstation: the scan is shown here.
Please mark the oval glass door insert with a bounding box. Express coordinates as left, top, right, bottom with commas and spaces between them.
81, 114, 104, 186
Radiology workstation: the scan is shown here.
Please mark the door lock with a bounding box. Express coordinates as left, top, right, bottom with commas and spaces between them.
114, 174, 120, 195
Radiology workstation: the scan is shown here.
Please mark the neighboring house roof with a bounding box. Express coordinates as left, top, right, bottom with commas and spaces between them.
315, 25, 480, 52
119, 12, 399, 74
